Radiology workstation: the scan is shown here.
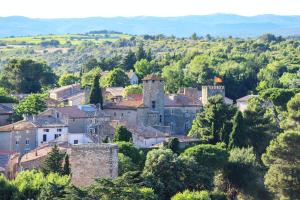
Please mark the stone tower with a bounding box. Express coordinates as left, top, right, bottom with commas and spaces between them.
201, 85, 225, 105
142, 74, 165, 126
69, 143, 118, 187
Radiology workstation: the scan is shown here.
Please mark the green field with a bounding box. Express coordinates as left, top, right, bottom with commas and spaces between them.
0, 33, 131, 45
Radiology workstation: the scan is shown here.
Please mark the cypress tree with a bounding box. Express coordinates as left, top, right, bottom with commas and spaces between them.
228, 111, 245, 149
41, 145, 64, 175
62, 154, 71, 175
89, 74, 103, 109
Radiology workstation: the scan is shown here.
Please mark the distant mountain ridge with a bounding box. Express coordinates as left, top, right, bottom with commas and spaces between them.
0, 14, 300, 37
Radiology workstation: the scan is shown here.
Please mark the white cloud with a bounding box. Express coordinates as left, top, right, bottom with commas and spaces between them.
0, 0, 299, 18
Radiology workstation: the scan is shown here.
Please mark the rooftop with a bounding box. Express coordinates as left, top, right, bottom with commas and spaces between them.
236, 95, 258, 102
20, 143, 69, 163
105, 87, 124, 97
0, 120, 36, 132
142, 74, 164, 81
49, 83, 81, 94
0, 103, 14, 114
33, 115, 67, 128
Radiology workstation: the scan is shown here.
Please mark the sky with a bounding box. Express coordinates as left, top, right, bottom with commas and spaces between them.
0, 0, 299, 18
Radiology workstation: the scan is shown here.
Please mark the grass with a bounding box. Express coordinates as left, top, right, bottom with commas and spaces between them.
0, 33, 131, 46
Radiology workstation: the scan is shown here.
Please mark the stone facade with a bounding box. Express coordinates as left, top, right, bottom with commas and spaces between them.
201, 85, 225, 105
142, 75, 165, 126
69, 144, 118, 187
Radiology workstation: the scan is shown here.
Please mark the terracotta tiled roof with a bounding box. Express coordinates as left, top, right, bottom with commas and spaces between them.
0, 120, 36, 132
20, 144, 69, 163
142, 74, 164, 81
126, 94, 143, 101
105, 87, 124, 97
104, 99, 144, 110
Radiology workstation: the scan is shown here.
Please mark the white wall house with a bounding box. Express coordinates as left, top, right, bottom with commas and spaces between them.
67, 133, 92, 145
37, 127, 68, 145
133, 134, 168, 148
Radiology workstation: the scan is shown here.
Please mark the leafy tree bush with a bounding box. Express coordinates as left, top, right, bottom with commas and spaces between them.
113, 125, 133, 142
0, 59, 57, 93
58, 73, 80, 86
262, 131, 300, 200
123, 85, 143, 97
101, 68, 130, 87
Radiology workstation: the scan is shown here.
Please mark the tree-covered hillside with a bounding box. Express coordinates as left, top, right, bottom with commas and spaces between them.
1, 33, 299, 100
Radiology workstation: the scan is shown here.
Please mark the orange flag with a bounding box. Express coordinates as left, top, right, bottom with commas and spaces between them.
214, 77, 223, 84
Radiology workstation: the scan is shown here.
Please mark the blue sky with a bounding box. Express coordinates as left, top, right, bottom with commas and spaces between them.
0, 0, 299, 18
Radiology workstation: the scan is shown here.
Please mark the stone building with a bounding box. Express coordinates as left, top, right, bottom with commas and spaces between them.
69, 144, 118, 187
0, 103, 14, 126
103, 74, 233, 135
49, 83, 88, 106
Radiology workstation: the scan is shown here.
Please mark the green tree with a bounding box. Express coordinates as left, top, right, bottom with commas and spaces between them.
41, 145, 65, 175
13, 93, 47, 120
228, 111, 246, 149
123, 85, 143, 97
172, 190, 210, 200
215, 147, 268, 200
0, 87, 17, 103
62, 154, 71, 176
0, 175, 19, 200
89, 74, 103, 109
118, 153, 138, 175
123, 49, 137, 71
262, 131, 300, 200
188, 95, 235, 144
142, 149, 185, 200
80, 67, 101, 87
1, 59, 57, 93
165, 137, 180, 154
162, 62, 185, 93
82, 56, 99, 73
134, 59, 154, 79
115, 141, 144, 168
281, 93, 300, 131
58, 73, 80, 86
136, 45, 147, 61
181, 143, 229, 170
113, 125, 133, 142
101, 68, 130, 87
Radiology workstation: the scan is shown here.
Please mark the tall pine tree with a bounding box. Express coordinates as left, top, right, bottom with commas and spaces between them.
123, 50, 137, 71
228, 111, 245, 149
41, 145, 64, 175
89, 74, 103, 109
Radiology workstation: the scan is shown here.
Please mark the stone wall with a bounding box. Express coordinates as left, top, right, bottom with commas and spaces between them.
69, 143, 118, 187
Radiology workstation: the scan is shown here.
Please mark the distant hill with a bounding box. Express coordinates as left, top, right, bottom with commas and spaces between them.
1, 14, 300, 38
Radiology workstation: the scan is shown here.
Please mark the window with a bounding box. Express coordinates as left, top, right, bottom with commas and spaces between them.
43, 129, 49, 132
15, 140, 19, 145
171, 109, 174, 115
25, 139, 30, 145
54, 134, 61, 139
56, 113, 59, 118
159, 115, 162, 123
43, 134, 47, 142
74, 140, 78, 145
57, 128, 62, 132
114, 112, 116, 117
152, 101, 156, 109
152, 80, 155, 83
